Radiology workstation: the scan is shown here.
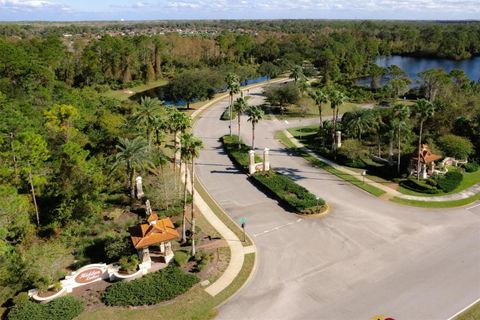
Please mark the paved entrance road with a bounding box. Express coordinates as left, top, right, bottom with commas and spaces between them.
194, 86, 480, 320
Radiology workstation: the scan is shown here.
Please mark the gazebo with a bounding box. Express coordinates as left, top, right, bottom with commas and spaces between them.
410, 144, 442, 179
129, 214, 179, 265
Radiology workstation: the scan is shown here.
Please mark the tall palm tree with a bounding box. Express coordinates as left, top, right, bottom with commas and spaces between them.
414, 99, 435, 180
298, 78, 310, 96
112, 137, 149, 200
168, 110, 191, 168
180, 133, 193, 243
247, 105, 265, 149
329, 90, 348, 152
290, 65, 304, 83
233, 97, 248, 150
133, 97, 162, 149
393, 103, 411, 174
309, 89, 328, 130
225, 73, 240, 136
185, 134, 203, 256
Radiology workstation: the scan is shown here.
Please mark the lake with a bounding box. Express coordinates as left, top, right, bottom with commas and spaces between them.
375, 55, 480, 82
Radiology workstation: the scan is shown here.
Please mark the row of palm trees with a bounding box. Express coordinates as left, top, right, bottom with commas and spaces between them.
113, 96, 203, 256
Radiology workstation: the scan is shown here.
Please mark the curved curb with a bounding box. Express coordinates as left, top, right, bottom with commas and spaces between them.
299, 203, 331, 219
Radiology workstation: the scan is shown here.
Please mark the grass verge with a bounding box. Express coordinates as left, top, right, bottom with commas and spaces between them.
455, 301, 480, 320
274, 131, 386, 197
77, 254, 255, 320
391, 194, 480, 208
195, 177, 252, 247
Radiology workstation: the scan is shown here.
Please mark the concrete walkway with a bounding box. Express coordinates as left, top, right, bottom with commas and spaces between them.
284, 130, 480, 202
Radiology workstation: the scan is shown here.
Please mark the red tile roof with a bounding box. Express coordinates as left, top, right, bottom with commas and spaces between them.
130, 216, 179, 249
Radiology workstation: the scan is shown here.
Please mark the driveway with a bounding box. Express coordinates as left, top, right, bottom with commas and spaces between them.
193, 86, 480, 320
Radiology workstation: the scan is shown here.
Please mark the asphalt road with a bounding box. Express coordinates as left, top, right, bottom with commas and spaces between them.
193, 86, 480, 320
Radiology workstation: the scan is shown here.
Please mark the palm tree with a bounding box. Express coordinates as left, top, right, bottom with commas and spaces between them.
133, 96, 162, 149
233, 97, 248, 149
113, 137, 149, 201
290, 65, 304, 83
309, 89, 328, 130
168, 110, 191, 168
180, 133, 193, 243
247, 105, 265, 149
329, 90, 348, 152
298, 78, 310, 96
414, 99, 435, 180
186, 134, 203, 256
346, 110, 374, 141
225, 73, 240, 136
393, 103, 411, 174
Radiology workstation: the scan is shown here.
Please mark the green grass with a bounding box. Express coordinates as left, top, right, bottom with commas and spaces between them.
391, 194, 480, 208
456, 301, 480, 320
102, 79, 168, 101
275, 131, 386, 197
265, 101, 367, 120
77, 254, 255, 320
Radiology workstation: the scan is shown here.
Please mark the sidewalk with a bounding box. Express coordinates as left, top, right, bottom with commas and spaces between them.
283, 131, 480, 202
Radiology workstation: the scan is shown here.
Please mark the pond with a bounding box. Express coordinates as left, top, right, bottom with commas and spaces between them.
375, 55, 480, 82
132, 75, 271, 107
357, 55, 480, 88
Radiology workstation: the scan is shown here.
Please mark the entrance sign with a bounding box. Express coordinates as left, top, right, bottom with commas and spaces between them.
74, 268, 103, 284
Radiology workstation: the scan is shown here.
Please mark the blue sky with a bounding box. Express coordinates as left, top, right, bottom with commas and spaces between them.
0, 0, 479, 21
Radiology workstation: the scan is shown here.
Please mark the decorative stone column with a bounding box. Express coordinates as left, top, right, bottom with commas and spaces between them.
135, 176, 144, 199
336, 131, 342, 149
145, 199, 152, 215
164, 242, 174, 263
422, 164, 428, 179
263, 148, 270, 171
249, 150, 256, 174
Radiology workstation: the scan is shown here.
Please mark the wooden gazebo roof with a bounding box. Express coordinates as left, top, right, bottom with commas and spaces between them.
412, 144, 442, 164
129, 214, 179, 249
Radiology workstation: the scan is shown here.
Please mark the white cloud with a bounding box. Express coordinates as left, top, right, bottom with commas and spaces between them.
0, 0, 69, 11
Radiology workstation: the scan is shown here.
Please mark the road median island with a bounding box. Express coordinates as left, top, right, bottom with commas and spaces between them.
222, 135, 328, 215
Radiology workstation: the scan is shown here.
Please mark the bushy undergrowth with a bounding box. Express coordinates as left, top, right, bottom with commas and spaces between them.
102, 265, 198, 306
400, 178, 440, 194
222, 135, 257, 169
464, 162, 479, 173
8, 296, 83, 320
436, 171, 463, 192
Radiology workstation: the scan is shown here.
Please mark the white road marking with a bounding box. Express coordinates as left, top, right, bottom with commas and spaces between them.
284, 120, 289, 124
446, 296, 480, 320
466, 203, 480, 210
253, 218, 302, 237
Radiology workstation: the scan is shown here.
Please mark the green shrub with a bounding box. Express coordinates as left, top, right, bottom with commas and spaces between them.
222, 135, 260, 170
195, 250, 212, 272
118, 255, 139, 273
174, 251, 189, 268
464, 162, 479, 173
436, 171, 463, 192
399, 178, 440, 194
102, 265, 198, 306
8, 296, 83, 320
220, 106, 236, 121
252, 171, 325, 213
104, 235, 135, 262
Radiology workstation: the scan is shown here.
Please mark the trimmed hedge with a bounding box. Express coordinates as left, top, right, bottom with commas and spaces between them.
220, 106, 236, 121
8, 296, 83, 320
464, 162, 479, 173
223, 135, 325, 214
399, 178, 440, 194
437, 171, 463, 193
222, 135, 260, 169
253, 172, 325, 213
102, 265, 198, 306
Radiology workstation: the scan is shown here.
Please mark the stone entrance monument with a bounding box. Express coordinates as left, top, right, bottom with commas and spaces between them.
249, 148, 271, 174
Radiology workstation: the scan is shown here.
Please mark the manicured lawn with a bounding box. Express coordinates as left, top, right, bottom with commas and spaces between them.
77, 254, 255, 320
274, 131, 386, 197
456, 301, 480, 320
391, 194, 480, 208
102, 80, 168, 101
265, 101, 367, 120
